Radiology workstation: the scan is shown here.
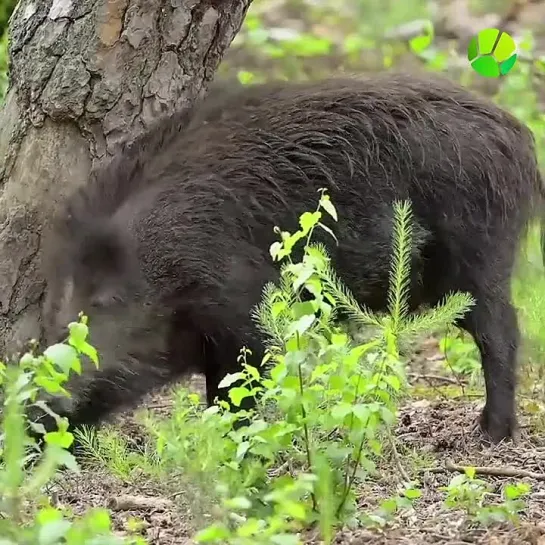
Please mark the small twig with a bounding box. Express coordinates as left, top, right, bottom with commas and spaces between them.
408, 372, 462, 385
108, 495, 174, 511
270, 459, 290, 476
422, 461, 545, 481
388, 435, 412, 484
146, 403, 173, 410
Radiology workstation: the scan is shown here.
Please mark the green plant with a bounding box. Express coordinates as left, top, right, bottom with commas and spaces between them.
194, 193, 473, 543
361, 485, 422, 528
75, 423, 161, 481
440, 467, 490, 516
439, 331, 481, 381
440, 467, 531, 526
0, 316, 147, 544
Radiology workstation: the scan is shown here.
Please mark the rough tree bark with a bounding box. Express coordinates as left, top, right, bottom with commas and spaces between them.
0, 0, 252, 356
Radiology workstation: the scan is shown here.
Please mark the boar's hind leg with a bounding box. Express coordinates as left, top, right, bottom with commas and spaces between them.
459, 286, 519, 444
429, 257, 519, 444
423, 224, 520, 444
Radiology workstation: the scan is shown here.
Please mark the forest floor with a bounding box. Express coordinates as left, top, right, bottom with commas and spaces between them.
46, 335, 545, 545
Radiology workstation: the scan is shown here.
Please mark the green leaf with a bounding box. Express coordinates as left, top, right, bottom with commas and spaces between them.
245, 419, 268, 435
384, 374, 401, 391
44, 344, 79, 375
404, 488, 422, 500
299, 211, 321, 233
281, 500, 307, 520
36, 507, 63, 525
45, 429, 74, 449
67, 322, 99, 366
352, 404, 371, 423
229, 386, 251, 407
34, 376, 65, 395
289, 35, 332, 57
270, 241, 284, 260
304, 277, 323, 300
236, 441, 250, 461
368, 438, 383, 456
271, 534, 302, 545
285, 314, 315, 338
319, 194, 338, 221
317, 222, 338, 243
410, 34, 431, 53
77, 342, 99, 367
409, 20, 434, 53
380, 406, 396, 426
195, 523, 230, 543
244, 364, 261, 381
38, 519, 72, 545
68, 321, 89, 345
272, 300, 287, 318
504, 482, 530, 500
305, 245, 328, 264
237, 70, 255, 85
293, 267, 315, 292
56, 449, 80, 473
379, 497, 397, 514
291, 302, 315, 319
218, 372, 244, 389
236, 518, 264, 537
331, 403, 353, 421
86, 508, 112, 532
224, 496, 252, 510
19, 352, 35, 367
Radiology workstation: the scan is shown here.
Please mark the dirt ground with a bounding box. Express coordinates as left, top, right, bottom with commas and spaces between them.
49, 338, 545, 545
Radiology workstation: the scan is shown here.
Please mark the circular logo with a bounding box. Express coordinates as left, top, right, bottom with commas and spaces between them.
467, 28, 518, 77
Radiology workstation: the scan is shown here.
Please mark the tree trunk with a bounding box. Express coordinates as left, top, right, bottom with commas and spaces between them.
0, 0, 252, 357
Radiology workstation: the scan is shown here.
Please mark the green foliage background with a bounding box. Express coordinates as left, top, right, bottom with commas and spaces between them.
0, 0, 9, 101
0, 0, 15, 35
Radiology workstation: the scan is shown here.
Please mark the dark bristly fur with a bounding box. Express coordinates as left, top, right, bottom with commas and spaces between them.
40, 72, 544, 444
